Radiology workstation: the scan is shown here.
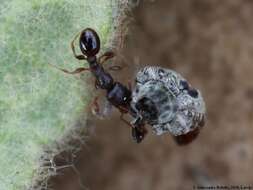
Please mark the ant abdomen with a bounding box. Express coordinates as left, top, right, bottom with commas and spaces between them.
79, 28, 100, 57
107, 82, 132, 108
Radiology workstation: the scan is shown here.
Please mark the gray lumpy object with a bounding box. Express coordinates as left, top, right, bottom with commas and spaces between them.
131, 66, 206, 136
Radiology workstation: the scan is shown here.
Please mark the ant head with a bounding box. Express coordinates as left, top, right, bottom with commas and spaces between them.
79, 28, 100, 57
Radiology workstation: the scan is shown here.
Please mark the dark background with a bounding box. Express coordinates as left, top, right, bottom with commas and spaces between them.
52, 0, 253, 189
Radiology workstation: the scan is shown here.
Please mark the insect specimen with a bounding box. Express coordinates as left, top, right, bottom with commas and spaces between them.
49, 28, 206, 145
49, 28, 147, 143
131, 66, 206, 145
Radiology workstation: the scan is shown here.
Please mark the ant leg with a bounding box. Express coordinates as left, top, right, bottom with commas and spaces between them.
90, 97, 113, 118
120, 113, 133, 128
94, 80, 99, 90
90, 96, 100, 116
108, 65, 123, 71
48, 63, 89, 75
98, 51, 115, 64
71, 32, 86, 60
98, 51, 124, 71
119, 110, 148, 143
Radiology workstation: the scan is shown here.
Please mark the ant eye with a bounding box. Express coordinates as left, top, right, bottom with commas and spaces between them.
123, 97, 127, 101
79, 28, 100, 57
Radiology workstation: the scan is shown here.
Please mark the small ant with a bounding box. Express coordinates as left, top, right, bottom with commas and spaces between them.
49, 28, 147, 143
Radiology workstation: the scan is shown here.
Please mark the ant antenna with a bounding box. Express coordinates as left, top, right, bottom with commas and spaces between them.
71, 31, 87, 60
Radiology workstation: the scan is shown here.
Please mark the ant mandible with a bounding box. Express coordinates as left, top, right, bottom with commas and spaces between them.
50, 28, 147, 143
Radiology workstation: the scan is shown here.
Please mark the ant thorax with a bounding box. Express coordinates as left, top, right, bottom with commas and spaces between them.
131, 66, 206, 136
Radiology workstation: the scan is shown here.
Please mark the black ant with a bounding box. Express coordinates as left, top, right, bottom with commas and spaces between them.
49, 28, 147, 143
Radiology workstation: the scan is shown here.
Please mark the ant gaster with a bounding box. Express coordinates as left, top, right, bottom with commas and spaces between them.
50, 28, 147, 143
